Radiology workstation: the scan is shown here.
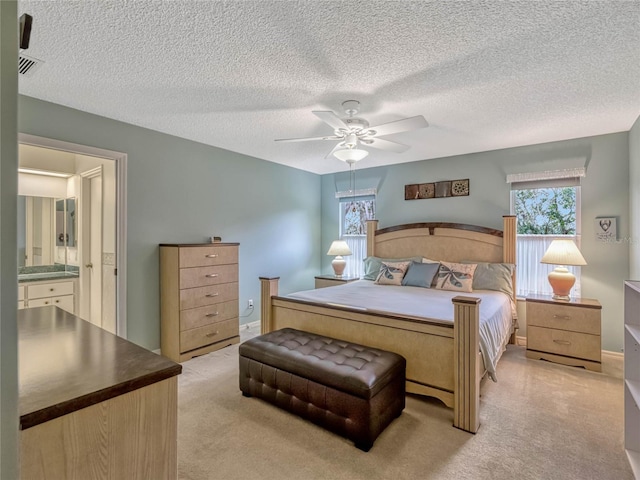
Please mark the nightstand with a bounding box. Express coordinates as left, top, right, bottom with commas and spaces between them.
526, 294, 601, 372
314, 275, 359, 289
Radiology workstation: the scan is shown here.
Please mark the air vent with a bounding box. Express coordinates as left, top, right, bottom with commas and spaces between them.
18, 53, 43, 76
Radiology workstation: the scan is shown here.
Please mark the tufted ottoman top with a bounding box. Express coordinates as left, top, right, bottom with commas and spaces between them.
239, 328, 406, 399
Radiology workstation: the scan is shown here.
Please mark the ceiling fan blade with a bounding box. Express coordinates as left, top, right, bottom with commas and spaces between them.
367, 115, 429, 137
324, 142, 346, 159
365, 137, 410, 153
312, 111, 349, 131
275, 135, 342, 143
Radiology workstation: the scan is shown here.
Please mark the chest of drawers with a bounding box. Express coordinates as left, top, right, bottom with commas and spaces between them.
526, 294, 601, 372
160, 243, 240, 362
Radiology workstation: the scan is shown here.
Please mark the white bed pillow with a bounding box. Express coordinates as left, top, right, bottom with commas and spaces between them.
375, 261, 411, 286
434, 262, 477, 293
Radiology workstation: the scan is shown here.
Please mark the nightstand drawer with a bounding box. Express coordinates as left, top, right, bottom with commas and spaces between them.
528, 325, 600, 362
527, 301, 600, 335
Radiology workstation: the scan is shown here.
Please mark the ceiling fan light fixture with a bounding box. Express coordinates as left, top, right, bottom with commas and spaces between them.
333, 148, 369, 163
344, 132, 358, 149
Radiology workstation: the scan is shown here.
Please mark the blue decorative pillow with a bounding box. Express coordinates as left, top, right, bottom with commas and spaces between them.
401, 261, 440, 288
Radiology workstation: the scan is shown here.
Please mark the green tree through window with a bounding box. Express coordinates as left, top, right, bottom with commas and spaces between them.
514, 187, 576, 235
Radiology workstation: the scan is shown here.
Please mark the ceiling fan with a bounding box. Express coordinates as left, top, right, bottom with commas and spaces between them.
275, 100, 429, 163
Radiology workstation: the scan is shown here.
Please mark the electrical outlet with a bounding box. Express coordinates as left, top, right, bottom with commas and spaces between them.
248, 299, 254, 308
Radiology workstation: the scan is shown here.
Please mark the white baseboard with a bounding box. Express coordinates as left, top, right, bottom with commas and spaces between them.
241, 320, 260, 330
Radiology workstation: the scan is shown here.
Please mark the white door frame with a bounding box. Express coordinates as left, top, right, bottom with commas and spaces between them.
18, 133, 128, 338
80, 166, 103, 326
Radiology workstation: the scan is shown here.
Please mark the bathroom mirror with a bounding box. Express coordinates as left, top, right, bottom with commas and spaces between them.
18, 195, 56, 267
18, 195, 77, 268
66, 197, 77, 248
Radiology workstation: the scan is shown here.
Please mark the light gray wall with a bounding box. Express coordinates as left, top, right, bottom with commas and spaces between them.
0, 1, 19, 476
321, 132, 630, 352
630, 115, 640, 279
19, 96, 321, 350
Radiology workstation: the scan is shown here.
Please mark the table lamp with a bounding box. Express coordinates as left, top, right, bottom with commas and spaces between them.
540, 239, 587, 300
327, 240, 352, 278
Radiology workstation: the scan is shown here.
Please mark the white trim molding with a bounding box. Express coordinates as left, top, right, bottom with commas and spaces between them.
18, 133, 128, 339
335, 187, 377, 199
506, 167, 586, 184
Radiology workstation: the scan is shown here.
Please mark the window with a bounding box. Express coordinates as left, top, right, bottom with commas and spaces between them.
337, 191, 376, 278
509, 171, 583, 298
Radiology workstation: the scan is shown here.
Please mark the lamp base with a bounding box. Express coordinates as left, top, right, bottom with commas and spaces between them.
548, 266, 575, 300
331, 256, 346, 278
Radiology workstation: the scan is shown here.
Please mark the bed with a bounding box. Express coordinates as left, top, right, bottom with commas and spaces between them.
259, 216, 517, 433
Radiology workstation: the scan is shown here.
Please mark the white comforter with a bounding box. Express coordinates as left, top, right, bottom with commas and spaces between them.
286, 280, 514, 381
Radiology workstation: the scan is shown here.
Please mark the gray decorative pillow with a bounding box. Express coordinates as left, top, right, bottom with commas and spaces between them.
402, 261, 440, 288
375, 261, 411, 285
363, 256, 422, 280
435, 262, 477, 293
464, 262, 515, 297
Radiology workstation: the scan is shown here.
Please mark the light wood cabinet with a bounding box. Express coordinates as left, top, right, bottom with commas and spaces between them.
624, 281, 640, 478
526, 294, 601, 372
20, 278, 76, 314
314, 275, 359, 289
160, 243, 240, 362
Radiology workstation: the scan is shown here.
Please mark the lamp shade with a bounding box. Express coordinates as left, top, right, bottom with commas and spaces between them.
327, 240, 352, 256
540, 239, 586, 300
540, 239, 587, 266
333, 148, 369, 163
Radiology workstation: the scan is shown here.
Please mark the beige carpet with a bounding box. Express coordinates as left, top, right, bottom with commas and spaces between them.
177, 335, 633, 480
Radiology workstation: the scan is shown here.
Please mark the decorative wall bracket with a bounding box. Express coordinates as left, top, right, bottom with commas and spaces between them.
405, 179, 469, 200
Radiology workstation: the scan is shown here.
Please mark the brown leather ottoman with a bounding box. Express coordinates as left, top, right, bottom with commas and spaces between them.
239, 328, 406, 451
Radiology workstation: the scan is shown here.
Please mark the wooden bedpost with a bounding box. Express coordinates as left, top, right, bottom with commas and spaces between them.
366, 219, 378, 256
503, 215, 518, 343
452, 296, 481, 434
259, 276, 279, 334
502, 215, 517, 271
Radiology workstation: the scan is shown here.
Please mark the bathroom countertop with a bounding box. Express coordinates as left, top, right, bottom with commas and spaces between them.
18, 271, 79, 283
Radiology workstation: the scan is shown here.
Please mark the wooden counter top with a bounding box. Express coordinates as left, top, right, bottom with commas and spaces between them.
19, 306, 182, 430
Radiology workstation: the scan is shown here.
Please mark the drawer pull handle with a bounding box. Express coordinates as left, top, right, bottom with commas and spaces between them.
205, 254, 219, 258
50, 288, 54, 292
205, 293, 219, 298
205, 331, 219, 338
206, 312, 219, 317
44, 301, 49, 305
553, 315, 571, 320
55, 300, 59, 303
205, 274, 219, 278
553, 339, 572, 345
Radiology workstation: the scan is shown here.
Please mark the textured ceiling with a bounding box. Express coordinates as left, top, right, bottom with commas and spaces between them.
17, 1, 640, 175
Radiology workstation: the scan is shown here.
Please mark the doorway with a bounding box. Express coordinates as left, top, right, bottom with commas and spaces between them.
18, 134, 127, 337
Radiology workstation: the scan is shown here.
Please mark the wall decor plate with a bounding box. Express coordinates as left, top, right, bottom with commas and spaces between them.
405, 179, 469, 200
595, 217, 617, 242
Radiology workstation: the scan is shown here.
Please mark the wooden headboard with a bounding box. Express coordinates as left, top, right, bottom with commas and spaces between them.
366, 216, 517, 297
